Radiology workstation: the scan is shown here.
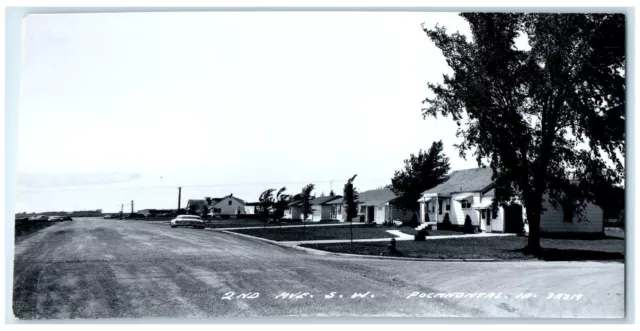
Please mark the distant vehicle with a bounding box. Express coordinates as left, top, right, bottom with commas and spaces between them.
60, 216, 73, 221
48, 216, 65, 222
170, 215, 204, 229
104, 214, 120, 219
28, 215, 49, 222
125, 213, 146, 219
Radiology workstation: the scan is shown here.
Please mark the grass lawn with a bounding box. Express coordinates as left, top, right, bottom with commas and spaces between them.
301, 230, 625, 261
142, 217, 341, 228
230, 224, 413, 241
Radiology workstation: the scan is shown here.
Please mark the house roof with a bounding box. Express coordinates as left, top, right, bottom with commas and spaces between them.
211, 194, 246, 206
325, 197, 343, 205
421, 168, 494, 197
357, 188, 398, 206
309, 196, 342, 205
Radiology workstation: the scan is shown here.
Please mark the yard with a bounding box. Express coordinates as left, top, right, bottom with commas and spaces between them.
301, 228, 625, 261
230, 223, 417, 241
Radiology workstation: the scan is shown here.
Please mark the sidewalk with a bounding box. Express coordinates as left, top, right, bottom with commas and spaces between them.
278, 232, 516, 246
204, 222, 369, 231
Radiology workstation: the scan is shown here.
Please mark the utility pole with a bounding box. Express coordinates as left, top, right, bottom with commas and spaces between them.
120, 204, 123, 219
178, 187, 182, 213
131, 200, 134, 214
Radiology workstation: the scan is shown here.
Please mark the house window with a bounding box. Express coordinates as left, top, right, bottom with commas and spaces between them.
338, 205, 342, 214
461, 200, 471, 209
228, 200, 232, 205
446, 203, 450, 211
378, 206, 383, 211
360, 206, 366, 213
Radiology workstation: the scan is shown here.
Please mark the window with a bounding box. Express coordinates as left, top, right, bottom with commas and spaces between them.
438, 200, 443, 215
461, 200, 471, 209
446, 203, 450, 211
338, 205, 342, 214
228, 200, 232, 205
360, 206, 366, 213
378, 206, 383, 211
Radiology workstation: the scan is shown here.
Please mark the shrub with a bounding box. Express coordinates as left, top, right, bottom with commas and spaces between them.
405, 213, 420, 228
439, 213, 452, 230
463, 215, 475, 234
414, 228, 429, 241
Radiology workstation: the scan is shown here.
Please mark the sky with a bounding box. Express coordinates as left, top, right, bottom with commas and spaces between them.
16, 11, 482, 213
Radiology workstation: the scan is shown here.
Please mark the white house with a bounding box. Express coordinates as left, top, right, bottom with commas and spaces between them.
284, 196, 343, 222
244, 202, 259, 215
358, 188, 414, 224
418, 168, 604, 235
208, 194, 247, 215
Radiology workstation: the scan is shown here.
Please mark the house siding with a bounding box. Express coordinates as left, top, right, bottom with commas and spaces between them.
390, 206, 414, 222
211, 197, 245, 215
538, 198, 604, 234
448, 192, 481, 226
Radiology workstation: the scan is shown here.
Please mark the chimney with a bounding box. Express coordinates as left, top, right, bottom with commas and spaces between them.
230, 193, 233, 197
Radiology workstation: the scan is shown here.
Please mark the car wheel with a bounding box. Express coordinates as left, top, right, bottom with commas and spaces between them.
170, 225, 177, 228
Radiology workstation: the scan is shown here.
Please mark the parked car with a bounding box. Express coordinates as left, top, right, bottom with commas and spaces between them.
28, 215, 49, 222
60, 216, 72, 221
48, 216, 65, 222
170, 215, 205, 229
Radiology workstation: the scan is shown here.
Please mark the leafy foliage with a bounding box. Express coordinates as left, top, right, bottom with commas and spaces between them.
273, 187, 291, 223
391, 141, 451, 212
422, 13, 625, 252
257, 189, 275, 225
300, 184, 315, 222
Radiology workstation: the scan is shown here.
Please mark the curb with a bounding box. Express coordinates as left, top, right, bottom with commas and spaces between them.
220, 230, 500, 262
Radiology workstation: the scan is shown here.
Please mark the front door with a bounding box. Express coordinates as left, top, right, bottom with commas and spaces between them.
330, 206, 337, 219
367, 206, 374, 223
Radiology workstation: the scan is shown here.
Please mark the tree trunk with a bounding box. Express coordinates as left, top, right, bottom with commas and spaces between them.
524, 196, 543, 255
349, 215, 353, 246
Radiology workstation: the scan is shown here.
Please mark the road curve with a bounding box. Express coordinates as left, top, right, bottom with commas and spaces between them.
11, 218, 624, 320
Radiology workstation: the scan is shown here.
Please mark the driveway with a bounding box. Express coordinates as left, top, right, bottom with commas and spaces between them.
11, 218, 625, 320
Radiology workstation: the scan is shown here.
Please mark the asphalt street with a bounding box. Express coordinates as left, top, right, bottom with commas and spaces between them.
11, 217, 625, 320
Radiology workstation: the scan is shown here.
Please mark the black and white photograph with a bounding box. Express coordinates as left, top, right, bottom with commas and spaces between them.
5, 5, 630, 322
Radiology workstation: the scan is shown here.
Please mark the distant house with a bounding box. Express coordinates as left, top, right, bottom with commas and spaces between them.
285, 196, 343, 222
357, 188, 414, 224
209, 194, 247, 215
244, 202, 260, 215
185, 199, 209, 215
418, 167, 604, 235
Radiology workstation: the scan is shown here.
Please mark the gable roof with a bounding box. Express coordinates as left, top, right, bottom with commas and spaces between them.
211, 194, 246, 206
357, 188, 398, 205
309, 195, 342, 205
421, 168, 494, 196
326, 197, 344, 205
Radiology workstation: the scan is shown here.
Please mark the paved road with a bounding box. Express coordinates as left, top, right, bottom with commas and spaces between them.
12, 218, 625, 320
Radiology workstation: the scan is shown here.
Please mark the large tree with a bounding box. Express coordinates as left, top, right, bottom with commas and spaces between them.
391, 140, 451, 213
422, 13, 625, 254
343, 174, 359, 245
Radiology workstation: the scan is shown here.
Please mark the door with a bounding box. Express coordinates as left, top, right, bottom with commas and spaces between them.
367, 206, 374, 223
330, 206, 337, 219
